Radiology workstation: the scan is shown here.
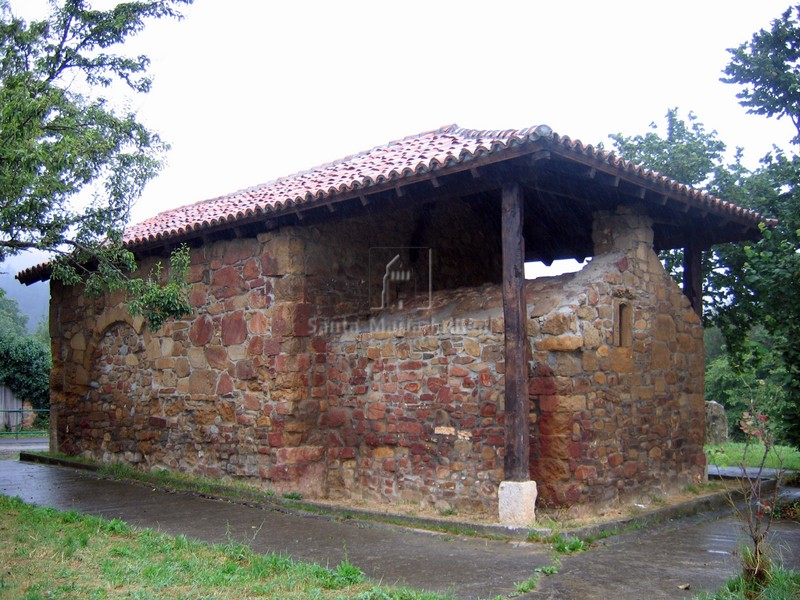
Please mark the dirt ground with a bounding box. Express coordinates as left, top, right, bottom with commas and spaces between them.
310, 480, 742, 530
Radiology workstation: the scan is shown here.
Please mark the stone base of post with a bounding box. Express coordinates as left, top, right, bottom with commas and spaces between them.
498, 480, 537, 526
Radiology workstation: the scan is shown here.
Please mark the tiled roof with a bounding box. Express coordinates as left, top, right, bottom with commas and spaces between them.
17, 122, 770, 284
124, 124, 554, 246
124, 123, 767, 247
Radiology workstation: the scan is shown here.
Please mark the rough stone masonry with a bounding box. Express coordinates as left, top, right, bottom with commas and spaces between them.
48, 204, 705, 517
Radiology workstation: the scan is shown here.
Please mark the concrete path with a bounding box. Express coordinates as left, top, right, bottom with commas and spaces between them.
708, 464, 791, 480
0, 436, 48, 454
2, 460, 800, 599
532, 514, 800, 599
0, 460, 549, 599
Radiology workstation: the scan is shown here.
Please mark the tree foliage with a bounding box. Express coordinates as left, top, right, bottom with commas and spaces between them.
609, 108, 753, 323
0, 324, 51, 409
610, 108, 727, 188
0, 0, 193, 330
0, 287, 27, 336
611, 107, 800, 444
723, 5, 800, 143
705, 330, 791, 444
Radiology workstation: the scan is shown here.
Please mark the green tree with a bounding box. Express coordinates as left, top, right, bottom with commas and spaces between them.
720, 4, 800, 446
610, 108, 727, 188
705, 330, 790, 444
32, 314, 49, 350
0, 288, 27, 337
0, 328, 51, 409
723, 5, 800, 144
609, 108, 753, 323
608, 110, 795, 443
0, 0, 193, 329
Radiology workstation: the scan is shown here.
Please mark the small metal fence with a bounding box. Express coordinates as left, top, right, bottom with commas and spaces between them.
0, 409, 50, 438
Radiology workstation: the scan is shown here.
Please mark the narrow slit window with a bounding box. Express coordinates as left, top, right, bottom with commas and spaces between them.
616, 302, 632, 347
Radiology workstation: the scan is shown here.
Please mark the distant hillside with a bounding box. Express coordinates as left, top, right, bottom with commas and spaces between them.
0, 253, 50, 334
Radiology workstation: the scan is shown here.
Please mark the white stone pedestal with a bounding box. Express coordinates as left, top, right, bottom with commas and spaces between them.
498, 480, 537, 526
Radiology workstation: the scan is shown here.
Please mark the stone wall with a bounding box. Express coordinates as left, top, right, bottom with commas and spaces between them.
530, 208, 706, 508
49, 203, 705, 515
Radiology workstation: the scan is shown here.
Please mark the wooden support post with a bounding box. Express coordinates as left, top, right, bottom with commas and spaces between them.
501, 182, 530, 481
683, 243, 703, 318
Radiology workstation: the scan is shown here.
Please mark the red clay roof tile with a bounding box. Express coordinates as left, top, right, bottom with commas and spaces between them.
123, 124, 554, 245
124, 123, 768, 247
16, 123, 771, 284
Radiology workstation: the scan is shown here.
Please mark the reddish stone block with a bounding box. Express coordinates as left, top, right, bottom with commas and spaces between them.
263, 339, 281, 356
221, 312, 247, 345
409, 442, 427, 455
248, 312, 268, 334
235, 360, 256, 380
449, 365, 470, 377
222, 239, 259, 266
367, 403, 386, 420
574, 465, 597, 480
569, 441, 583, 459
211, 266, 244, 299
189, 316, 214, 346
311, 336, 327, 353
277, 446, 324, 464
532, 457, 570, 482
534, 363, 554, 377
189, 286, 207, 308
217, 372, 234, 396
538, 395, 559, 412
397, 421, 421, 435
293, 303, 314, 337
479, 402, 497, 417
530, 377, 557, 396
399, 360, 425, 371
205, 346, 228, 370
426, 377, 445, 393
261, 253, 279, 276
148, 417, 167, 428
247, 337, 264, 356
326, 408, 348, 428
242, 258, 260, 281
339, 447, 356, 459
486, 434, 504, 446
538, 411, 572, 436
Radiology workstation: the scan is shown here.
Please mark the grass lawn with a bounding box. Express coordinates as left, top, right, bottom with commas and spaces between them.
0, 495, 448, 599
705, 442, 800, 472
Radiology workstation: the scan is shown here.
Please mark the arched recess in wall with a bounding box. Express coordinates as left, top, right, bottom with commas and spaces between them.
81, 308, 146, 380
86, 320, 148, 405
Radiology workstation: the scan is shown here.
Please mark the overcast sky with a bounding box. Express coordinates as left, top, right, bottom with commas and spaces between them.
7, 0, 800, 272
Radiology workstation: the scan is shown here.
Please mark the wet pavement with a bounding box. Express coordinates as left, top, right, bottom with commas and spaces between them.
0, 436, 48, 454
532, 514, 800, 598
2, 460, 800, 599
0, 460, 549, 599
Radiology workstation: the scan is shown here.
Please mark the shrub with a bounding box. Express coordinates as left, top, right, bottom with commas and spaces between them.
0, 329, 51, 409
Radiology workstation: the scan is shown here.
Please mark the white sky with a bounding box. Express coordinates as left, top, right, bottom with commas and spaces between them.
6, 0, 800, 272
